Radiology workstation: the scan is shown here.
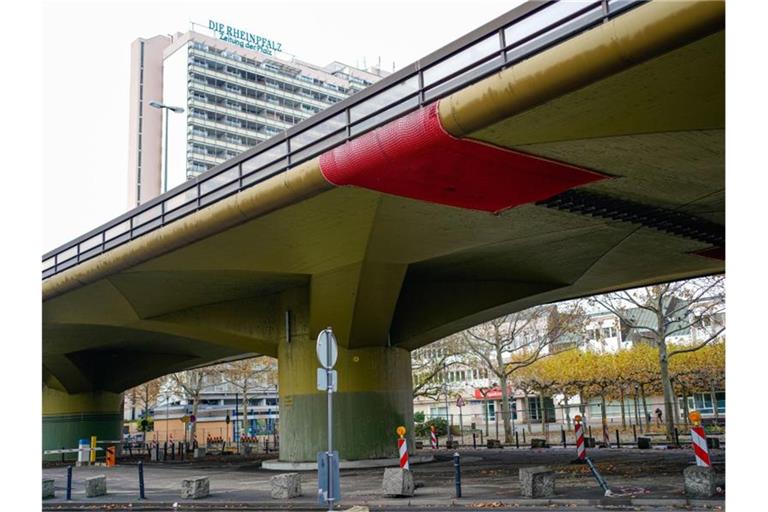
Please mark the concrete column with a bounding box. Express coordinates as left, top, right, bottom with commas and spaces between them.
278, 335, 413, 461
42, 385, 122, 460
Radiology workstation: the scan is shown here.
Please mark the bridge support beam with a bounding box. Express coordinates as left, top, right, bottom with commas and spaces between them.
42, 385, 122, 459
277, 337, 413, 462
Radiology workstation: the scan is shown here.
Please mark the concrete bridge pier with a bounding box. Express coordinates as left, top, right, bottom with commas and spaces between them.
42, 385, 122, 459
278, 341, 413, 461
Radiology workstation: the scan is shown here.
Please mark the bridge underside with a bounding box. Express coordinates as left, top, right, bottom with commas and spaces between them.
43, 1, 724, 460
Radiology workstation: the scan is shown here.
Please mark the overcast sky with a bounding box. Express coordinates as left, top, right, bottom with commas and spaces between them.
41, 0, 521, 250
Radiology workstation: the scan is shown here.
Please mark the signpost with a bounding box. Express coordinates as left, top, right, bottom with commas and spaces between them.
316, 327, 340, 510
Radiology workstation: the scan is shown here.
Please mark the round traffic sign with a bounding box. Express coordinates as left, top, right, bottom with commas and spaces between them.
316, 328, 338, 369
189, 414, 196, 423
181, 415, 189, 424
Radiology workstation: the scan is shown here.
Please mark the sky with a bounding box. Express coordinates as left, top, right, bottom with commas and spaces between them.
41, 0, 521, 250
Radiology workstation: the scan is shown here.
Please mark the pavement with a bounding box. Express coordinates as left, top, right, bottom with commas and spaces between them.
41, 447, 725, 511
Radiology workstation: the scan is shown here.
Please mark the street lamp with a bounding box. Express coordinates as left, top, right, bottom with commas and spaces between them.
149, 100, 185, 193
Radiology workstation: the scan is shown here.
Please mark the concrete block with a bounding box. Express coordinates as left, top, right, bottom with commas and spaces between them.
270, 473, 302, 499
345, 507, 370, 512
42, 479, 55, 500
181, 477, 210, 499
637, 437, 651, 449
684, 465, 716, 498
445, 440, 459, 449
193, 447, 207, 458
519, 466, 555, 498
487, 439, 502, 449
415, 440, 424, 449
85, 475, 107, 497
530, 438, 547, 449
382, 467, 415, 497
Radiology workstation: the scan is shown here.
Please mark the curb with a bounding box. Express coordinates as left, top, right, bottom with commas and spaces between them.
42, 497, 726, 510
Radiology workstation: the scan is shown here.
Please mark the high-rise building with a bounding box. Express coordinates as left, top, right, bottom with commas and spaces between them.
127, 23, 386, 207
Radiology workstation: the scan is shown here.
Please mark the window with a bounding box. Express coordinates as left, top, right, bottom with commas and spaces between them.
692, 391, 725, 414
430, 406, 447, 418
487, 401, 496, 421
527, 396, 556, 422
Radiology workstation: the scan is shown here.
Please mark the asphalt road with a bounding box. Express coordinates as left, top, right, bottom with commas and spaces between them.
42, 446, 725, 511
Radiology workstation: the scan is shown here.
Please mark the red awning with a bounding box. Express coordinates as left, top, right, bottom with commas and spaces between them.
473, 388, 504, 400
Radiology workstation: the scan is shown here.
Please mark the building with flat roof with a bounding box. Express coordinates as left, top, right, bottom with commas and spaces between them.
127, 23, 386, 207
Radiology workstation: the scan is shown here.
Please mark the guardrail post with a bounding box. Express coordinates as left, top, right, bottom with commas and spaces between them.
472, 432, 477, 449
615, 429, 620, 448
66, 465, 72, 500
633, 424, 637, 442
515, 430, 519, 449
561, 427, 567, 448
61, 446, 65, 463
138, 460, 146, 499
453, 452, 462, 498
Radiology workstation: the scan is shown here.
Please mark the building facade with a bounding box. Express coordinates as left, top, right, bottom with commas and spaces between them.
127, 24, 385, 207
124, 374, 278, 444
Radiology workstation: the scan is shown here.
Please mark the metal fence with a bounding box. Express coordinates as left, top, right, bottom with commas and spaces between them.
418, 399, 725, 448
42, 0, 646, 279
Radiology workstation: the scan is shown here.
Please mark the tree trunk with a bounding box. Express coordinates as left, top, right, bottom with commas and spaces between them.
600, 394, 609, 445
640, 384, 650, 429
619, 387, 626, 429
710, 380, 720, 424
658, 339, 676, 441
499, 375, 513, 443
681, 385, 690, 429
539, 391, 546, 438
527, 398, 533, 434
484, 396, 490, 438
190, 396, 200, 442
241, 387, 249, 438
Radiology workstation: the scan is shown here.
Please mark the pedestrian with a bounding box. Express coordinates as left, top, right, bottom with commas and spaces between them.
654, 408, 662, 426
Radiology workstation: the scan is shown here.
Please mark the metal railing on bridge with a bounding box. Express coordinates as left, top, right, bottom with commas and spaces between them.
42, 0, 645, 279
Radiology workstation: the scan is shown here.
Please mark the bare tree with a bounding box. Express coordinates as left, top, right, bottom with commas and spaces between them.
411, 336, 466, 401
219, 357, 278, 437
126, 377, 164, 423
461, 302, 585, 444
591, 275, 725, 440
169, 367, 219, 442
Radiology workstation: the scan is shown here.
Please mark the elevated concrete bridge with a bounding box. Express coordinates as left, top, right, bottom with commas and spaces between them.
42, 0, 724, 461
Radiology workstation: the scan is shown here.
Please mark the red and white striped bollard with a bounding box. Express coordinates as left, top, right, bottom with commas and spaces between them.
689, 411, 711, 467
430, 425, 438, 449
397, 426, 409, 470
574, 414, 586, 462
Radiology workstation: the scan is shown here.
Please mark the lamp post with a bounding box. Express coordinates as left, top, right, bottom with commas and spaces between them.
149, 101, 185, 193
